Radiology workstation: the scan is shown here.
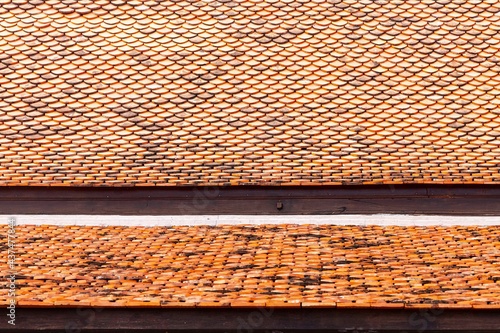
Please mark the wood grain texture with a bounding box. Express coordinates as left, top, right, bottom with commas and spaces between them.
2, 308, 499, 332
0, 185, 499, 215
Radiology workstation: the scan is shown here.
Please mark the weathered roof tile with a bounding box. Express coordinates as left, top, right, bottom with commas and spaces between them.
2, 224, 499, 308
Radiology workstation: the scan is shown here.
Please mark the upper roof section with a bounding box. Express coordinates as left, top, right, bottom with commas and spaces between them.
1, 0, 500, 186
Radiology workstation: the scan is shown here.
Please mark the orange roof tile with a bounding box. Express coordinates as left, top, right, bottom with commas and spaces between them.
3, 224, 500, 308
1, 1, 500, 185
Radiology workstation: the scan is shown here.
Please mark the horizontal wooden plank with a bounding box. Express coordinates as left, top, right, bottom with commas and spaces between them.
0, 185, 499, 215
2, 308, 499, 332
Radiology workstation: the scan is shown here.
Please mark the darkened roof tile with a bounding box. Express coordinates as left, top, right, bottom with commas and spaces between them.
2, 224, 500, 308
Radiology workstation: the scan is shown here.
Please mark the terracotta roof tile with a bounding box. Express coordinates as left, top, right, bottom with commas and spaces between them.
1, 1, 500, 185
2, 224, 500, 308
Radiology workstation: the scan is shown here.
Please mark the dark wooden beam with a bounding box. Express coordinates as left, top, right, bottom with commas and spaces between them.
0, 184, 499, 215
1, 308, 499, 332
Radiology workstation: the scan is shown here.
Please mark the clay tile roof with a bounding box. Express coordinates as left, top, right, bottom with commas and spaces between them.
2, 0, 500, 186
3, 224, 500, 309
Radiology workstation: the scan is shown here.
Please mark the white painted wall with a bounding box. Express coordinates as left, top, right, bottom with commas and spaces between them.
2, 215, 499, 226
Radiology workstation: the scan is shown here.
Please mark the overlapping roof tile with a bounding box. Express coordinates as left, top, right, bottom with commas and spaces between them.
1, 0, 500, 185
2, 224, 500, 308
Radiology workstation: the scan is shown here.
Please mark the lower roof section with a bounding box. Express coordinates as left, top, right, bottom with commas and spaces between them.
3, 224, 500, 310
1, 184, 499, 215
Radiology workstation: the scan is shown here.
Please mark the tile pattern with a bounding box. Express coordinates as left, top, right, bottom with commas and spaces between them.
1, 0, 500, 186
2, 224, 500, 308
